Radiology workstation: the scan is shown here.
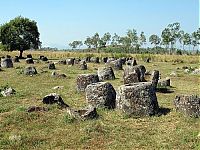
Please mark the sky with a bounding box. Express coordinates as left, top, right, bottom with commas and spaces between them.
0, 0, 199, 49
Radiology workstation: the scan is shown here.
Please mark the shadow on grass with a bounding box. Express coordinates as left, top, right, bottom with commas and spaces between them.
157, 107, 171, 116
156, 87, 174, 93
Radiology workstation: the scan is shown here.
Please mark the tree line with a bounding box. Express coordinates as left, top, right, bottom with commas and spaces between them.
69, 23, 200, 54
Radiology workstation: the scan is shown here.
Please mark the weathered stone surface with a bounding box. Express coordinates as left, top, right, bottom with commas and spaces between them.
127, 59, 137, 66
107, 59, 123, 70
58, 60, 67, 65
124, 72, 139, 84
138, 65, 146, 82
51, 71, 66, 78
174, 95, 200, 118
24, 66, 37, 75
1, 58, 13, 68
26, 58, 34, 64
66, 105, 98, 120
76, 74, 99, 92
27, 106, 48, 112
39, 55, 44, 60
116, 82, 159, 117
66, 58, 75, 65
90, 57, 100, 63
48, 62, 56, 70
52, 86, 64, 90
1, 87, 16, 97
158, 78, 170, 87
85, 82, 116, 109
170, 71, 177, 76
151, 70, 159, 89
74, 58, 81, 64
43, 93, 69, 108
13, 56, 20, 63
107, 57, 115, 63
98, 67, 115, 81
79, 60, 87, 70
41, 56, 48, 61
121, 57, 126, 65
123, 66, 140, 81
192, 68, 200, 75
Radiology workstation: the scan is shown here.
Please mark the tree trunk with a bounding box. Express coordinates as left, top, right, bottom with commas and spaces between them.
19, 50, 23, 58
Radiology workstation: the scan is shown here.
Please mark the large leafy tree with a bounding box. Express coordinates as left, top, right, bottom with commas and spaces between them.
84, 37, 93, 49
139, 31, 146, 48
191, 28, 200, 50
0, 16, 41, 58
167, 22, 181, 50
126, 29, 138, 48
161, 28, 172, 54
101, 32, 111, 47
91, 33, 100, 49
69, 41, 82, 49
149, 34, 161, 49
111, 33, 120, 47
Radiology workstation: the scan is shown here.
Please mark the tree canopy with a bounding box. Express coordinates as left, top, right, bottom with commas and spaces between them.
0, 16, 41, 57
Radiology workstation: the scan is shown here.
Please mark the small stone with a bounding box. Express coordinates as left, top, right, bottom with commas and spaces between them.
51, 71, 66, 78
1, 58, 13, 68
24, 66, 37, 75
52, 86, 64, 90
43, 93, 69, 108
48, 62, 56, 70
79, 60, 87, 70
170, 71, 177, 76
27, 106, 48, 112
58, 60, 67, 65
26, 58, 34, 64
1, 87, 16, 97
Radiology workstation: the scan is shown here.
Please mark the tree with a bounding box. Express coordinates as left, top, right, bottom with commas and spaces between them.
191, 28, 200, 51
69, 41, 82, 49
84, 37, 93, 49
139, 31, 146, 48
101, 32, 111, 47
167, 22, 181, 50
126, 29, 138, 49
161, 28, 172, 54
149, 34, 161, 49
182, 33, 191, 50
120, 36, 131, 51
111, 33, 120, 47
0, 16, 41, 58
91, 33, 100, 49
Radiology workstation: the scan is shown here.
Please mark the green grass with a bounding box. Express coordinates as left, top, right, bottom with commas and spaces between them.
0, 51, 199, 149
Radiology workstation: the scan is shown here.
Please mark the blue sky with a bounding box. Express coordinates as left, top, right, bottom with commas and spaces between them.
0, 0, 199, 49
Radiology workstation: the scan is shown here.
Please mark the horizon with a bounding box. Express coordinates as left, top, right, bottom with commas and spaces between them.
0, 0, 199, 49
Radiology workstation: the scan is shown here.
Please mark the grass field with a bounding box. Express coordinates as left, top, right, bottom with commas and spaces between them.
0, 51, 200, 149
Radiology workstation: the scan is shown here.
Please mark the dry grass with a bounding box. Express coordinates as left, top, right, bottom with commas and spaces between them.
0, 51, 199, 149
